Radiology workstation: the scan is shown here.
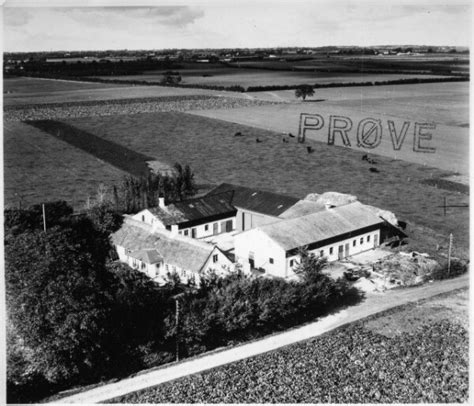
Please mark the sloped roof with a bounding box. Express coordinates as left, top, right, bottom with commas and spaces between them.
207, 183, 299, 217
147, 191, 236, 226
112, 218, 216, 272
128, 249, 162, 264
257, 202, 385, 251
278, 200, 327, 219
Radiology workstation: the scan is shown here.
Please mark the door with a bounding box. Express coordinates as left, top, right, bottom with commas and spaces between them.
374, 234, 378, 248
338, 245, 344, 260
225, 220, 233, 232
191, 228, 197, 238
344, 243, 350, 258
213, 222, 218, 235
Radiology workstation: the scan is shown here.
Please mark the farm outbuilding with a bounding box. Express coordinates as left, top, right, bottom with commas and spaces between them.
234, 202, 386, 278
207, 183, 300, 231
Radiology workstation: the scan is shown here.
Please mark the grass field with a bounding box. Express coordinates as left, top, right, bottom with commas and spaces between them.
3, 77, 226, 107
112, 288, 469, 403
92, 70, 449, 88
63, 111, 468, 254
191, 82, 469, 175
3, 121, 128, 209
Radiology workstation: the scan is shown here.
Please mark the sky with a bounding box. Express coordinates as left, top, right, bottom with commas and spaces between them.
3, 0, 472, 52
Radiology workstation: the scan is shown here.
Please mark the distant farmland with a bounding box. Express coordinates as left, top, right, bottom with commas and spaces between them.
3, 77, 225, 107
93, 70, 451, 89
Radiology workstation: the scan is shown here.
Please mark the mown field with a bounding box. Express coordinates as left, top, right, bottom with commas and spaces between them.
192, 81, 470, 175
3, 121, 128, 209
93, 70, 449, 88
113, 288, 469, 403
63, 111, 469, 254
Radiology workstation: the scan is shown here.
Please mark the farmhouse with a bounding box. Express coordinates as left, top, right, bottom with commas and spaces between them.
132, 191, 237, 239
112, 217, 233, 285
234, 202, 386, 278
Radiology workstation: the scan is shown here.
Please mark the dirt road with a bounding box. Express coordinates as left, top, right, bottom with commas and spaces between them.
51, 273, 469, 404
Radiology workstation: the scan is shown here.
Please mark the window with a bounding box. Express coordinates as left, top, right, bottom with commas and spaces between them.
141, 262, 146, 270
367, 235, 370, 242
179, 231, 182, 235
320, 250, 324, 257
165, 264, 169, 272
329, 247, 333, 255
360, 237, 364, 244
213, 254, 218, 263
290, 259, 294, 267
205, 224, 209, 231
142, 215, 145, 222
353, 240, 356, 247
269, 257, 274, 264
184, 230, 189, 236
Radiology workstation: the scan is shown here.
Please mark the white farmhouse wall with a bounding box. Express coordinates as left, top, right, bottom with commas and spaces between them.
178, 216, 236, 239
286, 229, 381, 273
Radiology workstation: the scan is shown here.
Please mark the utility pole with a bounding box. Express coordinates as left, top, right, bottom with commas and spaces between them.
173, 292, 185, 362
175, 297, 180, 362
443, 196, 447, 217
447, 233, 453, 276
42, 203, 47, 232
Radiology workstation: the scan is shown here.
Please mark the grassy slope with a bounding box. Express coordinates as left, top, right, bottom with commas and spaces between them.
112, 289, 469, 403
65, 111, 469, 255
3, 121, 128, 209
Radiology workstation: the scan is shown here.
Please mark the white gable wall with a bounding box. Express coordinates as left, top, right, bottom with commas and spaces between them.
132, 209, 167, 229
234, 228, 287, 278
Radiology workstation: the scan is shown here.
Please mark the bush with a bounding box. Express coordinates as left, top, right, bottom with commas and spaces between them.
428, 259, 468, 281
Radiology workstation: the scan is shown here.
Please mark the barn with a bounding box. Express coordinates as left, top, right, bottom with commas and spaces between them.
234, 202, 386, 278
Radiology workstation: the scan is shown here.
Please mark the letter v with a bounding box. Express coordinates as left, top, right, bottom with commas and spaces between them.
388, 120, 410, 150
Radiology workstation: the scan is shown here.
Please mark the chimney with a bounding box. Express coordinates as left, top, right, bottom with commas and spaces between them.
158, 197, 166, 208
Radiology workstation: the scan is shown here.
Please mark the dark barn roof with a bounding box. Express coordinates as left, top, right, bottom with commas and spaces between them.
207, 183, 299, 217
172, 191, 236, 222
148, 191, 236, 227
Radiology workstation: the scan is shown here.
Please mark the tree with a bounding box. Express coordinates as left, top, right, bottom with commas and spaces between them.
295, 84, 315, 101
5, 227, 116, 384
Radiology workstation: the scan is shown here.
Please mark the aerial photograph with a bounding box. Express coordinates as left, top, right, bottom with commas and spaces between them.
2, 0, 470, 404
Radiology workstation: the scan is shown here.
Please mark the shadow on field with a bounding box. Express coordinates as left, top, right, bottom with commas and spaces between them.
25, 120, 153, 177
302, 99, 326, 102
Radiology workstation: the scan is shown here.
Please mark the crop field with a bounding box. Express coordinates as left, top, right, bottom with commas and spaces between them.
113, 288, 469, 403
94, 70, 449, 88
3, 77, 224, 107
63, 111, 468, 253
228, 53, 469, 74
3, 121, 128, 209
191, 82, 469, 175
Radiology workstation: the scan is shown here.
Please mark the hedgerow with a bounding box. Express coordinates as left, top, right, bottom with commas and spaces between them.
114, 319, 468, 403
